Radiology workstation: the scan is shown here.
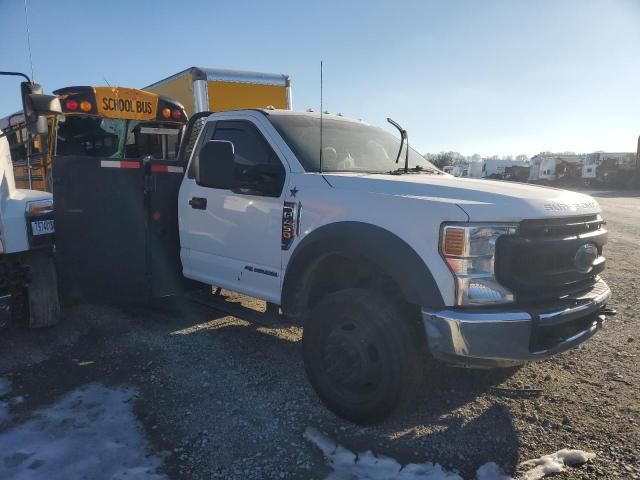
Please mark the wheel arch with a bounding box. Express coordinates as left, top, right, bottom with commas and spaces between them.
281, 221, 444, 319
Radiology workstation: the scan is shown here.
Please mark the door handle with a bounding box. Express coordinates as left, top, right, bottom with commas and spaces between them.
189, 197, 207, 210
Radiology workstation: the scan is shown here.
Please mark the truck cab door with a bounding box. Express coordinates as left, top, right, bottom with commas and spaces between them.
178, 118, 288, 303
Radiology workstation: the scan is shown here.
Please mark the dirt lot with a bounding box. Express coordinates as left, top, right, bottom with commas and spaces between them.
0, 190, 638, 479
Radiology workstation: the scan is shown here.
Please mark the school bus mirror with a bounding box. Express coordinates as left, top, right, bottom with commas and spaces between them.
35, 116, 49, 135
27, 93, 62, 116
25, 94, 60, 135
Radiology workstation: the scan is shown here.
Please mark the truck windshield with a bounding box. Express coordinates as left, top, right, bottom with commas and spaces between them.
267, 114, 438, 173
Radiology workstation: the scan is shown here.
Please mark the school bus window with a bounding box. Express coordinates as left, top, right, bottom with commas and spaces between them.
125, 121, 181, 160
56, 116, 127, 158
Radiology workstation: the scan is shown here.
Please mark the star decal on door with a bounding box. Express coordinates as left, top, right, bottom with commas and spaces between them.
289, 186, 299, 198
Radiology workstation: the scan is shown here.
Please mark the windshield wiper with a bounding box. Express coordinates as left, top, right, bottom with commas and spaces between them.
387, 165, 439, 175
387, 117, 409, 173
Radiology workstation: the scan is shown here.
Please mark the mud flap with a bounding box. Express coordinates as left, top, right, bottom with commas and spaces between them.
0, 294, 10, 330
24, 249, 60, 328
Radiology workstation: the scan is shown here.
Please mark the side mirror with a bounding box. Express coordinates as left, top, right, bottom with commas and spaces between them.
195, 140, 235, 189
21, 82, 61, 135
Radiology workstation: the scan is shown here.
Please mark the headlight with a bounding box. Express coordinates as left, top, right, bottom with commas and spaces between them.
440, 223, 518, 306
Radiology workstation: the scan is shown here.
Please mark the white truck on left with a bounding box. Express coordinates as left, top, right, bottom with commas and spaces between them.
0, 73, 60, 328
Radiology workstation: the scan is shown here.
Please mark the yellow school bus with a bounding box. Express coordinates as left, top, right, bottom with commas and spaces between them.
0, 86, 187, 190
144, 67, 292, 116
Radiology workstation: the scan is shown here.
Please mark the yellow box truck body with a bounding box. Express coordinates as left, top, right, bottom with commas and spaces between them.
144, 67, 292, 116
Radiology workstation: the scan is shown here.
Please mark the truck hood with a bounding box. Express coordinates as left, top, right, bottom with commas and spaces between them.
323, 173, 601, 221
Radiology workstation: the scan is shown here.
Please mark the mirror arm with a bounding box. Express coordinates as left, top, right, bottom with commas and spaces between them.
0, 71, 32, 83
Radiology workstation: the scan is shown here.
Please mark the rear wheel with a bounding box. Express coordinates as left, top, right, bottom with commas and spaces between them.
302, 288, 425, 424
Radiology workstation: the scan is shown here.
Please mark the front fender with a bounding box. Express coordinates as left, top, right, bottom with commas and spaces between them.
281, 221, 444, 315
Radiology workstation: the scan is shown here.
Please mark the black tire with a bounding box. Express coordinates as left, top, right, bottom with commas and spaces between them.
302, 288, 426, 424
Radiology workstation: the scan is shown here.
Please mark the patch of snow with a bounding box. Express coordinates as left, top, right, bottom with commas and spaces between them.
475, 462, 513, 480
305, 427, 593, 480
305, 426, 465, 480
519, 449, 596, 480
0, 383, 167, 480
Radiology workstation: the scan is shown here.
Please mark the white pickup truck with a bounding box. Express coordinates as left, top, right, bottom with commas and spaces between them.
174, 109, 611, 423
49, 107, 612, 423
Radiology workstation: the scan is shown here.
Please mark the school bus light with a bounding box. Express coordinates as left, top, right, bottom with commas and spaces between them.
80, 101, 92, 112
65, 99, 78, 111
171, 109, 181, 120
161, 108, 171, 119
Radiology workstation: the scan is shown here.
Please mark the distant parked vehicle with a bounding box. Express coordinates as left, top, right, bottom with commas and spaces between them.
482, 159, 529, 179
503, 165, 530, 182
467, 161, 483, 178
529, 154, 583, 184
594, 149, 639, 188
442, 165, 466, 177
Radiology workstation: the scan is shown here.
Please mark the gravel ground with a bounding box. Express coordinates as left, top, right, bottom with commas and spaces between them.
0, 189, 638, 479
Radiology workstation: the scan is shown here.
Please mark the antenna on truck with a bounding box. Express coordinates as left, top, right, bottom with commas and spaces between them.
319, 60, 324, 174
23, 0, 35, 83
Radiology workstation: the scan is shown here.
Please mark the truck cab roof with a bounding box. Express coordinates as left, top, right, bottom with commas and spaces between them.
218, 108, 371, 127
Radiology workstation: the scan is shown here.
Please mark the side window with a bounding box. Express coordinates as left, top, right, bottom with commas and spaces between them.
213, 122, 280, 168
191, 120, 285, 197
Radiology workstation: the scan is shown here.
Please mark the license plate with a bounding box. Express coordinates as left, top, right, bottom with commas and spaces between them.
31, 219, 54, 236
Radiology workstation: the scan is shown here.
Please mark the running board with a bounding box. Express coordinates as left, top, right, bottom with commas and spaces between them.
189, 289, 290, 329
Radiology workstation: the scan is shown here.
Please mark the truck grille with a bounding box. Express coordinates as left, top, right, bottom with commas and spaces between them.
519, 215, 605, 238
495, 215, 607, 304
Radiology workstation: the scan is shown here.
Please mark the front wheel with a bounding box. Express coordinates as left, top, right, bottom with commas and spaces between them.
302, 288, 426, 424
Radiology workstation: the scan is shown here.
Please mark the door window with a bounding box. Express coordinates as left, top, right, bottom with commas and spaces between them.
212, 122, 281, 169
190, 120, 285, 197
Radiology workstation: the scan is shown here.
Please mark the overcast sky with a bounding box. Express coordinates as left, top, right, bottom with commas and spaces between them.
1, 0, 639, 156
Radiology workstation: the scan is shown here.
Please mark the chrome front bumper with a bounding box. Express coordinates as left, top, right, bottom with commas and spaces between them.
422, 279, 611, 368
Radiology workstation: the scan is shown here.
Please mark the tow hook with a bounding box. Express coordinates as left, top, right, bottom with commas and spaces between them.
595, 307, 616, 327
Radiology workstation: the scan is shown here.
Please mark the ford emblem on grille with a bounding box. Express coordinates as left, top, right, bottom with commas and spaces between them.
575, 242, 598, 274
